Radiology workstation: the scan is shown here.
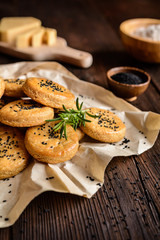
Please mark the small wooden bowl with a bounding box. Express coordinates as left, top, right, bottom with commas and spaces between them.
106, 66, 151, 101
120, 18, 160, 63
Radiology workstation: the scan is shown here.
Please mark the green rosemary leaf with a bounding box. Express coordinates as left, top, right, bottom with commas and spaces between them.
79, 102, 83, 110
53, 121, 63, 131
86, 112, 99, 118
46, 117, 61, 122
64, 124, 67, 139
83, 118, 92, 122
62, 105, 70, 113
76, 114, 91, 123
76, 115, 84, 121
76, 98, 80, 110
46, 98, 99, 140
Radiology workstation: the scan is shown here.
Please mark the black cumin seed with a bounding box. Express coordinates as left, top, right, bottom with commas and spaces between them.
46, 176, 54, 180
96, 183, 101, 187
86, 176, 95, 181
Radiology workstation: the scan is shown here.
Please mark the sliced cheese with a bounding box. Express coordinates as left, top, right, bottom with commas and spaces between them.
16, 27, 42, 48
31, 27, 45, 47
0, 17, 41, 44
43, 28, 57, 46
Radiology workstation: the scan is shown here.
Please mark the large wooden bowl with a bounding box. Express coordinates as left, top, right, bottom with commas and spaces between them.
120, 18, 160, 63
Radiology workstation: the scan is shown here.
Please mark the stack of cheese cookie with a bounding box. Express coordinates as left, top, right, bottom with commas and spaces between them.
0, 77, 126, 180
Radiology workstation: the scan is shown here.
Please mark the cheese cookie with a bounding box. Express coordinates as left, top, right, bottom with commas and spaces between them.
4, 78, 26, 97
76, 128, 85, 141
22, 77, 75, 109
25, 121, 79, 164
80, 108, 126, 143
0, 78, 5, 99
0, 125, 29, 179
54, 101, 77, 114
0, 100, 54, 127
0, 99, 6, 126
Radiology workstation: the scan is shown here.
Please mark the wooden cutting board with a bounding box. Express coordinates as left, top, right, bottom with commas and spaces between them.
0, 37, 93, 68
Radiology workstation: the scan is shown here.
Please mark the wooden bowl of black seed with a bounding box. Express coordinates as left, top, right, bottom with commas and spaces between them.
106, 66, 151, 101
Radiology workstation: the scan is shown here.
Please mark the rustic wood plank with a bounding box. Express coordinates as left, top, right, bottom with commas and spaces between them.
0, 228, 10, 240
103, 140, 160, 239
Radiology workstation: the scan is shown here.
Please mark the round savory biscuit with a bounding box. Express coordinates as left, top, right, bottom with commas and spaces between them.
54, 101, 77, 114
80, 108, 126, 143
0, 99, 7, 126
25, 121, 79, 164
0, 98, 16, 127
76, 128, 85, 141
0, 125, 29, 179
4, 78, 26, 97
0, 100, 54, 127
0, 78, 5, 99
22, 77, 75, 109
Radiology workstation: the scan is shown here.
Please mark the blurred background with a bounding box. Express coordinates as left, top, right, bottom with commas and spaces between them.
0, 0, 160, 102
0, 0, 159, 66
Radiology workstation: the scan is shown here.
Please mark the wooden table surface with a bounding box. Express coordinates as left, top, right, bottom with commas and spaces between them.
0, 0, 160, 239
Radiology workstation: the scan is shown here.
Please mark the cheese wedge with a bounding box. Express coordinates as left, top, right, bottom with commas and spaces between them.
43, 28, 57, 46
16, 27, 42, 48
0, 17, 41, 44
31, 27, 45, 47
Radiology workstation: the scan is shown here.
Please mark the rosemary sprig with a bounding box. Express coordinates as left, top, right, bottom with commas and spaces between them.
46, 98, 98, 140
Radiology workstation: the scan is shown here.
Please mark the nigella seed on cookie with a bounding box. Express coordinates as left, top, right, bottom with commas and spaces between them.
24, 121, 79, 164
80, 108, 126, 143
0, 125, 29, 180
3, 78, 26, 97
0, 100, 54, 127
0, 78, 5, 99
22, 77, 75, 109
